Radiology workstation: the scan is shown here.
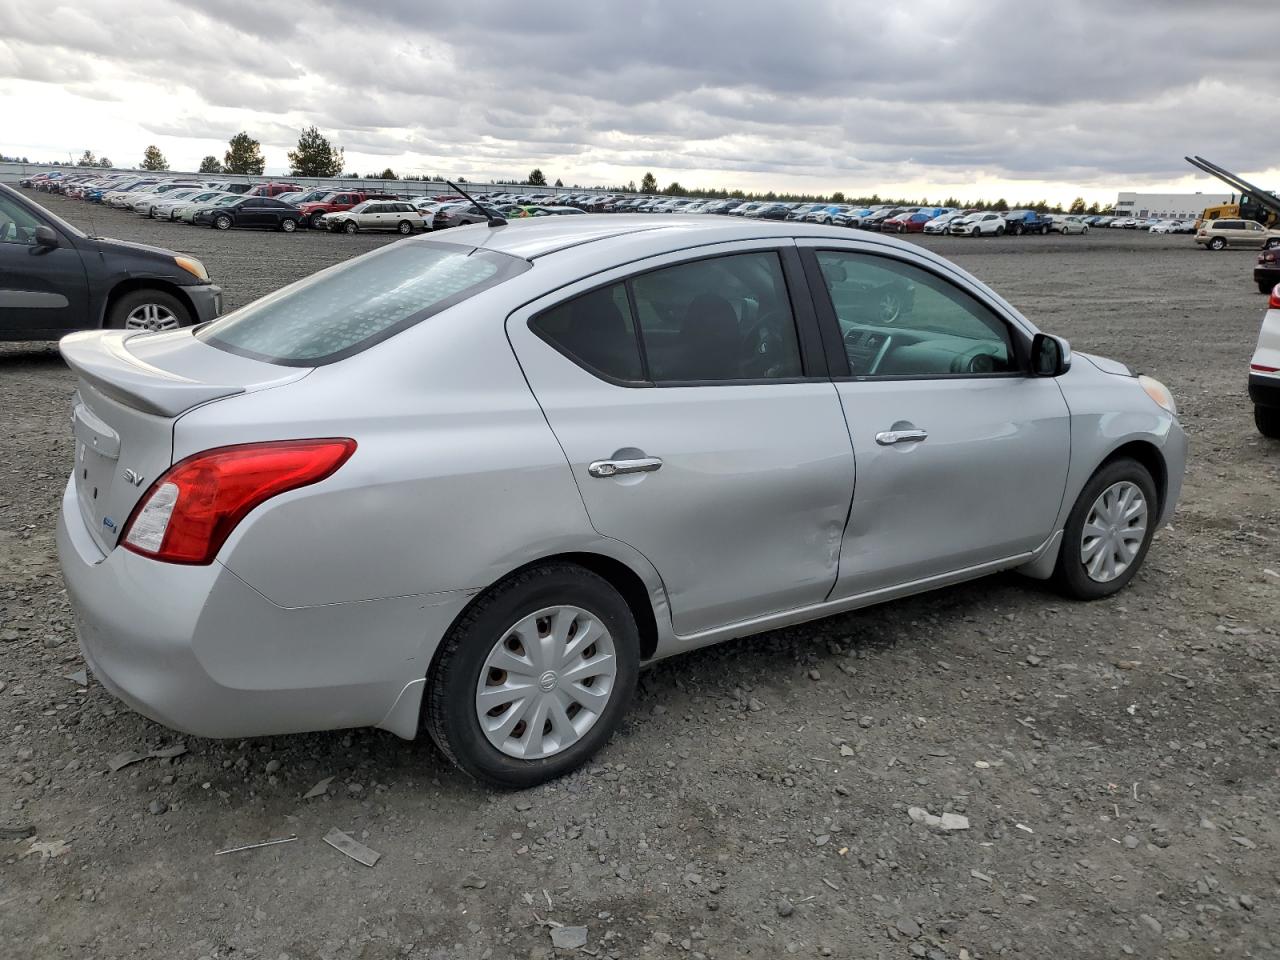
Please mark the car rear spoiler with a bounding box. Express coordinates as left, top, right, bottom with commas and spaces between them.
60, 330, 246, 417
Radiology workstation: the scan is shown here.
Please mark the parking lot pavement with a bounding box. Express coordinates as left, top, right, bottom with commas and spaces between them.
2, 194, 1277, 959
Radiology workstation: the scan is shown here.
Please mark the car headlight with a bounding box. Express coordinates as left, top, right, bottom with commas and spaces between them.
174, 256, 209, 282
1138, 375, 1177, 416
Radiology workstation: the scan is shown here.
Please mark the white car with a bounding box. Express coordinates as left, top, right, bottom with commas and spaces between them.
1251, 284, 1280, 437
112, 182, 203, 209
950, 212, 1007, 236
1049, 215, 1090, 235
155, 190, 234, 221
133, 188, 201, 217
326, 200, 428, 235
924, 212, 965, 234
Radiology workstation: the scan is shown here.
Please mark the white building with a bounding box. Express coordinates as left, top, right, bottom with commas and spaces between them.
1114, 191, 1233, 219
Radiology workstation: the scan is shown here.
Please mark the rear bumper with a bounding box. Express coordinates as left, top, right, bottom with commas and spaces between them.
57, 479, 468, 740
1250, 373, 1280, 409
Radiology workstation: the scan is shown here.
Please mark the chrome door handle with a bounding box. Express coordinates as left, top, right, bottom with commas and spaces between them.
588, 457, 663, 478
875, 428, 928, 445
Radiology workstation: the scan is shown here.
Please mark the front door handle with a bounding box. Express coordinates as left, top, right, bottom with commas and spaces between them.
875, 428, 928, 445
588, 456, 663, 478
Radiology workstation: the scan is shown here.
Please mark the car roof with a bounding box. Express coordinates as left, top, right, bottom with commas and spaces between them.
450, 212, 927, 261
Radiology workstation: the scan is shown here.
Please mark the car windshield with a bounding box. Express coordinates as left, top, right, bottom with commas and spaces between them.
197, 241, 531, 365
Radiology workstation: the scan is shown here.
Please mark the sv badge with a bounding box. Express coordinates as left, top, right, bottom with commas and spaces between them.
122, 468, 145, 487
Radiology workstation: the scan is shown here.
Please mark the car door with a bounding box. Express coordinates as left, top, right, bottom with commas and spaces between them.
0, 190, 90, 337
798, 242, 1071, 596
506, 241, 855, 636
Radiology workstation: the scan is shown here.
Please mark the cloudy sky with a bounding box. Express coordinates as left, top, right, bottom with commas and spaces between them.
1, 0, 1277, 204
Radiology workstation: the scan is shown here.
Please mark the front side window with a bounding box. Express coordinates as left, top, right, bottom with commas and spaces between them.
198, 242, 529, 365
814, 250, 1016, 378
0, 194, 46, 245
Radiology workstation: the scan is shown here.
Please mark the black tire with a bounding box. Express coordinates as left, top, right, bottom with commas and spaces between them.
1012, 224, 1023, 236
1051, 458, 1159, 600
1040, 224, 1050, 235
1082, 226, 1089, 234
214, 214, 232, 231
343, 220, 358, 235
424, 563, 640, 788
280, 218, 297, 233
1260, 281, 1275, 295
105, 289, 192, 330
995, 225, 1005, 237
1267, 238, 1280, 250
1209, 237, 1225, 250
1257, 405, 1280, 439
397, 219, 414, 235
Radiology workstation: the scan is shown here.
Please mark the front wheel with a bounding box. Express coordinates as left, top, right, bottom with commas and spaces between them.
343, 220, 358, 235
424, 563, 640, 788
994, 226, 1005, 236
214, 215, 232, 231
1082, 226, 1089, 234
106, 289, 191, 332
1257, 405, 1280, 439
1209, 237, 1226, 250
1052, 458, 1158, 600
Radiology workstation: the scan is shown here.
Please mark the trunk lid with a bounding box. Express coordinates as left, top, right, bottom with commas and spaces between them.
60, 329, 309, 554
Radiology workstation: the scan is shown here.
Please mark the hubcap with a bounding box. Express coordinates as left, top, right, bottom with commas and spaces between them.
475, 605, 617, 760
1080, 481, 1148, 583
124, 303, 179, 332
879, 293, 902, 323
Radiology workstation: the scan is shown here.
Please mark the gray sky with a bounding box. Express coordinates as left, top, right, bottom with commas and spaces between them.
2, 0, 1277, 203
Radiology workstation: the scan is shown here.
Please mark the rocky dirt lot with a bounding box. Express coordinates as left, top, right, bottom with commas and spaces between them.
1, 195, 1277, 960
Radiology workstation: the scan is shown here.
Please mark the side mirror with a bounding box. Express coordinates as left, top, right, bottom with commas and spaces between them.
33, 225, 59, 249
1031, 332, 1071, 377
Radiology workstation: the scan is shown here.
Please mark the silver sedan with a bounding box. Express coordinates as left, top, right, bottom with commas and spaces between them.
57, 215, 1186, 787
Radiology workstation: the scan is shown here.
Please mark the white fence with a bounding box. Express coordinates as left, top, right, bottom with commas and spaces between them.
0, 161, 614, 199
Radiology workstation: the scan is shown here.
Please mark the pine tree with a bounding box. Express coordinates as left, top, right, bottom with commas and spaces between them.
526, 168, 547, 186
224, 132, 266, 175
198, 156, 223, 174
140, 145, 168, 171
640, 172, 657, 193
287, 126, 344, 177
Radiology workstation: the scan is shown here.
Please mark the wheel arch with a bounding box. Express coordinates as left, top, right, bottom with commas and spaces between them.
1099, 439, 1168, 517
101, 278, 197, 329
429, 551, 666, 684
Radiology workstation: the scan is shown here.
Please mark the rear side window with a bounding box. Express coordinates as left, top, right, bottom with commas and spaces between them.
530, 283, 644, 382
198, 242, 530, 365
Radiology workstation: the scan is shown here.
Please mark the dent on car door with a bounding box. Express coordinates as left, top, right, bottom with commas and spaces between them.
799, 243, 1071, 596
0, 192, 89, 335
506, 242, 855, 636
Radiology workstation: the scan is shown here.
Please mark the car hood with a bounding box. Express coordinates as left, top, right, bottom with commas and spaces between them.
87, 236, 183, 264
1079, 352, 1134, 377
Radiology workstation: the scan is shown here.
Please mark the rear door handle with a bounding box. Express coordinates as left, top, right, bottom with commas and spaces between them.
875, 428, 928, 445
588, 457, 663, 478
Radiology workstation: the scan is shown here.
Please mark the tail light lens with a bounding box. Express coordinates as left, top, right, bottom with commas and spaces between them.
121, 439, 356, 564
1271, 285, 1280, 310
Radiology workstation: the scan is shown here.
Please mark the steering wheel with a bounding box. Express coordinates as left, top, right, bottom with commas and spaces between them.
950, 343, 1004, 374
740, 309, 792, 378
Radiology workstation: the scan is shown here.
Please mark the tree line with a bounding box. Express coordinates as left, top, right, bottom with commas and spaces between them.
5, 134, 1115, 214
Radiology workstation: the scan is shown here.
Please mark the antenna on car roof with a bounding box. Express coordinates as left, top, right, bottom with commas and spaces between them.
446, 180, 506, 228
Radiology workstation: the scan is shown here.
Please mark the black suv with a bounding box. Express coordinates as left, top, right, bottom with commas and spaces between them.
0, 183, 222, 341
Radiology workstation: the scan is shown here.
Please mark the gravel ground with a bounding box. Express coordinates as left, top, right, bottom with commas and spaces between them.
2, 195, 1278, 960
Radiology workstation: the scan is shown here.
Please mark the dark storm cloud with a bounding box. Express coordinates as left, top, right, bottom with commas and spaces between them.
8, 0, 1280, 188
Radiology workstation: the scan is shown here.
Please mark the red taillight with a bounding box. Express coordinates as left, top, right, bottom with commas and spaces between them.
1271, 285, 1280, 310
121, 439, 356, 564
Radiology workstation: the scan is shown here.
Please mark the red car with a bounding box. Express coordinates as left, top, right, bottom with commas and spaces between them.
883, 211, 938, 234
245, 182, 303, 199
296, 190, 400, 228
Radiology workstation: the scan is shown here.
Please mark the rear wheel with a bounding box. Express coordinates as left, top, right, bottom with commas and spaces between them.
995, 225, 1005, 237
106, 289, 191, 332
1260, 281, 1275, 295
280, 218, 297, 233
397, 219, 414, 235
1257, 405, 1280, 439
424, 563, 640, 788
1052, 458, 1158, 600
1267, 238, 1280, 250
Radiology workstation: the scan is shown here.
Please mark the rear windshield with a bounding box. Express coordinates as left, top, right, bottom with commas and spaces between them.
197, 240, 529, 365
